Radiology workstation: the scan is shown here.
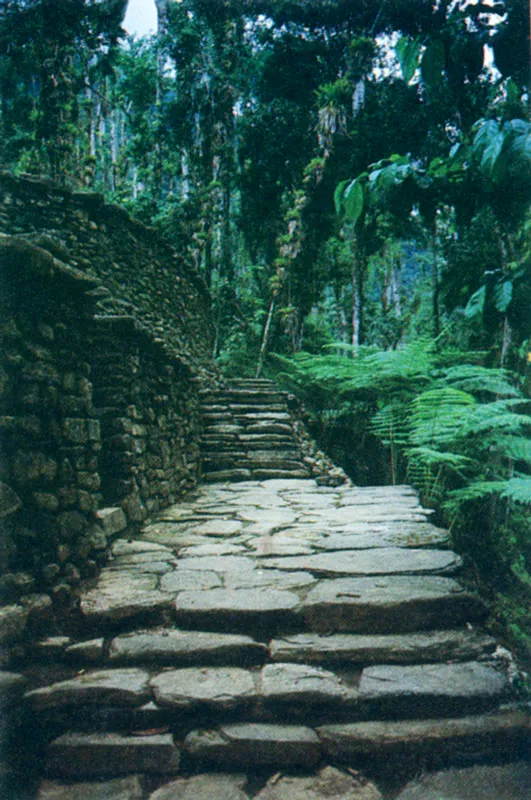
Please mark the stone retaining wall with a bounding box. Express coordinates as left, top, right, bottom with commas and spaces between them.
0, 171, 216, 377
0, 233, 203, 646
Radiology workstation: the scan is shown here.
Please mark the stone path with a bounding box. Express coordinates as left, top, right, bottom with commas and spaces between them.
9, 477, 530, 798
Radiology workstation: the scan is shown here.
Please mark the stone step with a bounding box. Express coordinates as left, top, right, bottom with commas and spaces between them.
300, 575, 486, 633
210, 392, 287, 405
183, 708, 530, 770
44, 732, 181, 778
317, 708, 531, 771
27, 661, 510, 730
269, 629, 497, 666
202, 469, 252, 482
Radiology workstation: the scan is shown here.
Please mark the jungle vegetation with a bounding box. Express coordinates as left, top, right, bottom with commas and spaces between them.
1, 0, 530, 660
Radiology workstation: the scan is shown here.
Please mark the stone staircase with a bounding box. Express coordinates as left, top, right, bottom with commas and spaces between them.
8, 478, 530, 798
199, 379, 311, 482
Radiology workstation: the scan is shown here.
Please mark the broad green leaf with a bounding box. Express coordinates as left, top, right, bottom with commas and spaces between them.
472, 119, 500, 156
421, 40, 445, 90
334, 179, 349, 214
396, 36, 420, 83
493, 280, 513, 313
343, 179, 365, 223
464, 285, 486, 319
480, 129, 506, 179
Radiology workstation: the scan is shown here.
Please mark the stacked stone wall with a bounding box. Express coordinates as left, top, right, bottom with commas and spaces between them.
0, 230, 204, 651
0, 171, 216, 377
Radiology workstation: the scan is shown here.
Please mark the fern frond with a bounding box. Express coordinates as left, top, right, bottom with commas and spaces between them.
502, 478, 531, 505
438, 364, 521, 398
409, 387, 476, 446
405, 446, 473, 471
370, 402, 410, 445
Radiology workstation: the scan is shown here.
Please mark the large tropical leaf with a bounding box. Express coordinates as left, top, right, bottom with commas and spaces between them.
396, 36, 421, 83
464, 285, 486, 319
343, 179, 365, 224
421, 39, 445, 90
493, 280, 513, 313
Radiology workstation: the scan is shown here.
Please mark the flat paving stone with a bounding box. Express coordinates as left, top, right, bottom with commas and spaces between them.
24, 668, 151, 710
394, 761, 531, 800
45, 733, 180, 777
317, 708, 530, 765
224, 569, 316, 590
301, 576, 486, 633
185, 723, 321, 767
80, 573, 173, 623
191, 520, 244, 537
111, 540, 173, 557
175, 588, 300, 631
38, 775, 144, 800
109, 629, 267, 665
176, 555, 256, 572
255, 766, 383, 800
318, 526, 449, 550
159, 570, 222, 593
262, 548, 461, 577
358, 662, 510, 716
150, 667, 256, 711
260, 663, 349, 708
149, 774, 250, 800
269, 629, 496, 665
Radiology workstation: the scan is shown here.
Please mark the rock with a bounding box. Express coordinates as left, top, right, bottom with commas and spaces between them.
150, 667, 257, 711
80, 572, 173, 623
32, 636, 72, 660
301, 576, 486, 634
38, 775, 144, 800
0, 671, 26, 708
174, 588, 300, 632
0, 604, 28, 644
176, 555, 254, 571
148, 773, 250, 800
65, 638, 105, 663
358, 662, 510, 717
394, 761, 531, 800
316, 708, 531, 766
0, 483, 22, 518
269, 629, 496, 665
225, 569, 315, 591
185, 723, 321, 767
262, 548, 461, 577
159, 570, 222, 593
24, 668, 151, 710
109, 629, 267, 666
255, 766, 383, 800
95, 507, 127, 538
45, 733, 180, 777
260, 663, 349, 709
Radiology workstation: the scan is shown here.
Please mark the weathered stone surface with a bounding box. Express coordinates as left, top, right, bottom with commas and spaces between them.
317, 709, 531, 763
24, 668, 151, 710
175, 588, 300, 631
80, 573, 173, 623
65, 638, 105, 663
95, 507, 127, 537
176, 555, 255, 572
150, 667, 257, 711
0, 604, 28, 644
255, 766, 383, 800
159, 570, 222, 593
269, 629, 496, 665
190, 520, 244, 537
0, 671, 26, 707
38, 775, 143, 800
260, 663, 349, 708
301, 576, 486, 633
148, 773, 249, 800
111, 540, 172, 557
262, 548, 461, 577
0, 482, 22, 518
224, 569, 315, 591
33, 636, 72, 660
395, 761, 531, 800
45, 733, 180, 777
358, 662, 510, 716
109, 629, 267, 665
319, 525, 449, 550
185, 724, 321, 766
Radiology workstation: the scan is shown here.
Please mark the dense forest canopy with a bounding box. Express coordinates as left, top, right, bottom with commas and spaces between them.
1, 0, 531, 656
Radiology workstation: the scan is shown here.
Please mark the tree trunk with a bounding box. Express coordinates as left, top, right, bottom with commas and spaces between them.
256, 296, 276, 378
431, 217, 440, 337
